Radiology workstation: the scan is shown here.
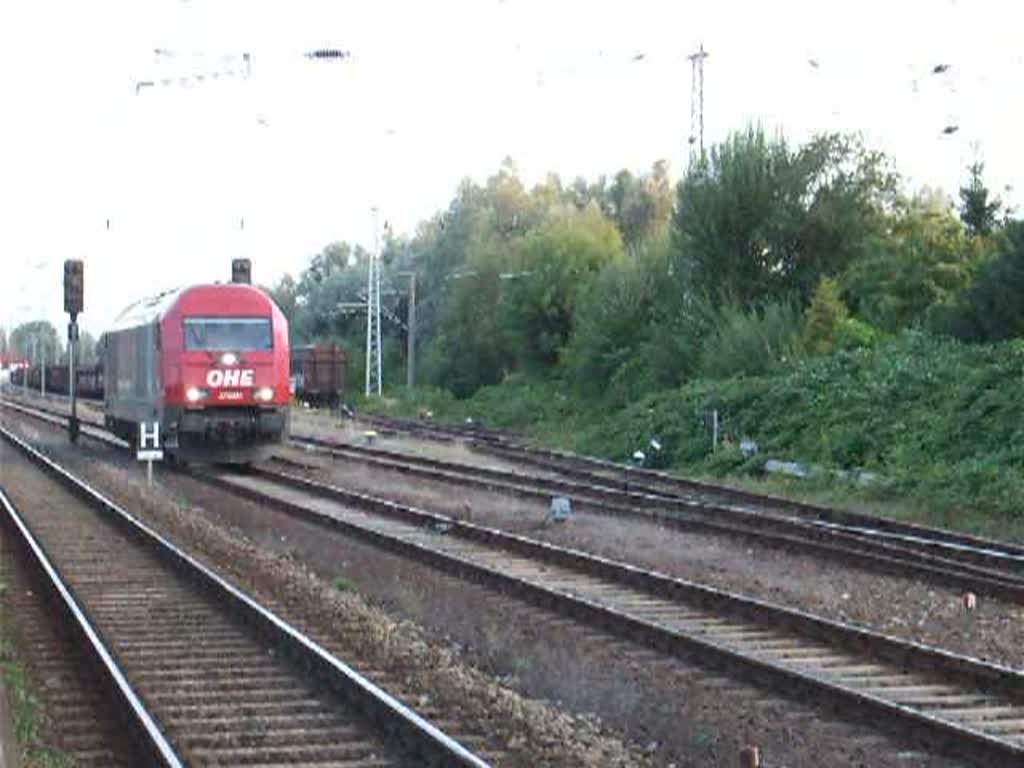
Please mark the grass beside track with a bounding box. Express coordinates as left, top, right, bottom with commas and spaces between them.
0, 578, 73, 768
358, 332, 1024, 543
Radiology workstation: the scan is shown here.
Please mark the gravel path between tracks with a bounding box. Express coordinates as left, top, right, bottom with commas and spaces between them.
276, 442, 1024, 672
291, 411, 557, 475
0, 413, 646, 768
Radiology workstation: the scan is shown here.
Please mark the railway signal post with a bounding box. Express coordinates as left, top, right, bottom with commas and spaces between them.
63, 259, 84, 443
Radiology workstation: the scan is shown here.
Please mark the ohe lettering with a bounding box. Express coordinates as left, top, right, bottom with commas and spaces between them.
206, 369, 255, 387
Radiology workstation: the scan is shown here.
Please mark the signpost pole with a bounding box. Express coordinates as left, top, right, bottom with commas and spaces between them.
137, 422, 163, 487
63, 259, 84, 442
68, 317, 79, 443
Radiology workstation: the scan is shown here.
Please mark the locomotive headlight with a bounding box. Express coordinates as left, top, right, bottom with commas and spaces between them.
254, 386, 274, 402
220, 352, 238, 366
186, 386, 209, 403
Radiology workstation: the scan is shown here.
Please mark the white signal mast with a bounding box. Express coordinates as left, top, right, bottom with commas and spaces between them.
365, 206, 383, 396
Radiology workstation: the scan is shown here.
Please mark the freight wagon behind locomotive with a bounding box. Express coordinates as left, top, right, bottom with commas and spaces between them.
290, 344, 346, 406
102, 283, 291, 463
9, 363, 104, 399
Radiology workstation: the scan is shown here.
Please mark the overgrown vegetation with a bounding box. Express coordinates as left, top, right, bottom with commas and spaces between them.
253, 125, 1022, 532
369, 332, 1024, 538
332, 575, 356, 592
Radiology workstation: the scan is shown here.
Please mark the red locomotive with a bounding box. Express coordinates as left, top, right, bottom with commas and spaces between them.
101, 282, 290, 463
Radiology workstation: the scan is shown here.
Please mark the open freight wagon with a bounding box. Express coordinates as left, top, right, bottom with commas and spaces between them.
290, 344, 346, 406
9, 363, 104, 398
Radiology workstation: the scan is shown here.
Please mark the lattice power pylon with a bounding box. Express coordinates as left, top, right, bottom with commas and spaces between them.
365, 207, 383, 396
688, 43, 709, 163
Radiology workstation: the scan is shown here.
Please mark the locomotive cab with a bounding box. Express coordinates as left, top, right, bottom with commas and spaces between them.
171, 314, 289, 462
103, 284, 291, 464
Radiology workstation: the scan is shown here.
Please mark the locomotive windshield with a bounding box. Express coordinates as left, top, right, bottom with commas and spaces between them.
184, 317, 272, 351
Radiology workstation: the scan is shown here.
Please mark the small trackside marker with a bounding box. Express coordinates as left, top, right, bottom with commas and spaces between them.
740, 744, 761, 768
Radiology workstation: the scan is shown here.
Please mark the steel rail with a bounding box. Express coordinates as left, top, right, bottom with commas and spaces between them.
358, 412, 1024, 571
0, 422, 492, 768
474, 440, 1024, 560
8, 396, 1024, 763
0, 486, 185, 767
285, 435, 1024, 602
200, 463, 1024, 766
8, 399, 1024, 598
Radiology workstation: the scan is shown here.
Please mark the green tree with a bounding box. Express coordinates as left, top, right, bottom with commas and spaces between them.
486, 157, 536, 237
304, 241, 354, 285
412, 178, 496, 349
10, 321, 61, 363
565, 238, 668, 397
291, 242, 372, 345
946, 220, 1024, 341
606, 161, 674, 248
567, 174, 611, 214
0, 327, 7, 360
266, 241, 406, 390
672, 127, 895, 307
503, 206, 623, 370
431, 237, 512, 397
78, 330, 98, 365
266, 274, 300, 331
958, 161, 1002, 237
842, 189, 980, 331
803, 277, 849, 354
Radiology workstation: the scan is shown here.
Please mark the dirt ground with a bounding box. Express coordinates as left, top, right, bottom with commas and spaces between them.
273, 442, 1024, 672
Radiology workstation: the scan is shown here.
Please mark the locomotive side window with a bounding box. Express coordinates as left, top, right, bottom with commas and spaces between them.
184, 317, 272, 351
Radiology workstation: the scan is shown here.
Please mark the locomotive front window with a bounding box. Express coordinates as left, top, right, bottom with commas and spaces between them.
184, 317, 272, 351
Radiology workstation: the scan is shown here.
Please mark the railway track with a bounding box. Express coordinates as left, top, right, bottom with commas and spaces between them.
0, 422, 493, 767
286, 433, 1024, 604
0, 523, 137, 766
191, 461, 1024, 766
9, 394, 1024, 601
474, 438, 1024, 558
356, 413, 1024, 579
13, 399, 1005, 573
6, 393, 1024, 763
358, 412, 513, 446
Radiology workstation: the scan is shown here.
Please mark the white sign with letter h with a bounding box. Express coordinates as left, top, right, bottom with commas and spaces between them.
137, 421, 163, 486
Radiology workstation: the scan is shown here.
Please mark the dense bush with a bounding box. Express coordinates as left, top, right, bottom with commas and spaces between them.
378, 332, 1024, 527
563, 237, 679, 402
946, 221, 1024, 342
572, 332, 1024, 521
697, 299, 804, 378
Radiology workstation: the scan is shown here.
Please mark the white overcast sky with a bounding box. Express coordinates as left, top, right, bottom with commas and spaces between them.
1, 0, 1021, 337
